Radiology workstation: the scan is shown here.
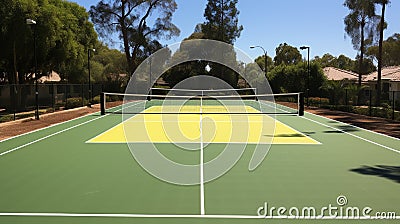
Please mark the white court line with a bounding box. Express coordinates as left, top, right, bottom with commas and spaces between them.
302, 116, 400, 154
199, 97, 205, 215
0, 102, 141, 157
0, 115, 105, 157
262, 100, 399, 153
0, 108, 100, 143
0, 213, 398, 220
304, 111, 400, 141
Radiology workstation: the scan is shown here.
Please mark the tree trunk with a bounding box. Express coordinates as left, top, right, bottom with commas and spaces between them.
359, 20, 365, 88
376, 3, 386, 107
120, 0, 133, 76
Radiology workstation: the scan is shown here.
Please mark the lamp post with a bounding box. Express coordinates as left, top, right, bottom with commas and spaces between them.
250, 46, 268, 77
27, 19, 39, 120
87, 48, 95, 107
300, 46, 310, 107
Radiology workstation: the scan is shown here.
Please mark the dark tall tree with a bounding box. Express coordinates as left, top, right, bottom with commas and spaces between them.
201, 0, 243, 44
90, 0, 180, 75
274, 43, 302, 66
344, 0, 379, 86
374, 0, 390, 106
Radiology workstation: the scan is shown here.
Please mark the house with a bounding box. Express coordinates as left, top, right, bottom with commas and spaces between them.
323, 67, 359, 81
37, 71, 61, 83
363, 66, 400, 100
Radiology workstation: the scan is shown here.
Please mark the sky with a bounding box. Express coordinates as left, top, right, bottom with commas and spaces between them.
75, 0, 399, 61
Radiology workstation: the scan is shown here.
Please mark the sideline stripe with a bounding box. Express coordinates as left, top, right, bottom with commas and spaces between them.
302, 116, 400, 154
0, 115, 105, 157
0, 103, 133, 157
264, 100, 399, 153
199, 97, 205, 215
0, 108, 101, 143
304, 111, 400, 141
0, 213, 398, 220
0, 102, 147, 157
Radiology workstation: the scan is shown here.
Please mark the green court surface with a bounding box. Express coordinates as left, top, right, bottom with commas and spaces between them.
0, 104, 399, 224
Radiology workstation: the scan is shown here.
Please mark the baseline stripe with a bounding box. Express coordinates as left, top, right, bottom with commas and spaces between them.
0, 213, 398, 220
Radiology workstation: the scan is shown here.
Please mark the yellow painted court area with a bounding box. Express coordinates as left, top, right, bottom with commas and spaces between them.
88, 106, 319, 144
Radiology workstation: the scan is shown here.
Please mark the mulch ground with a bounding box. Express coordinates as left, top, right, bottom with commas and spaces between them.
1, 105, 399, 141
305, 107, 400, 139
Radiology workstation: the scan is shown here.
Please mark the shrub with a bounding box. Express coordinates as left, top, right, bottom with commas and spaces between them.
92, 95, 101, 104
0, 115, 14, 123
309, 97, 329, 106
65, 97, 87, 109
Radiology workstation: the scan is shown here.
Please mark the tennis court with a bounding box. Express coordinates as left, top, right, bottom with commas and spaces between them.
0, 89, 399, 224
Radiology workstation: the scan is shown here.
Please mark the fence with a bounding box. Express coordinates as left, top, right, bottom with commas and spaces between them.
308, 90, 400, 121
0, 84, 103, 120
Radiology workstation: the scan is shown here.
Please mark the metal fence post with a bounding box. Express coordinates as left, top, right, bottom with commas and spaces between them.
392, 91, 395, 120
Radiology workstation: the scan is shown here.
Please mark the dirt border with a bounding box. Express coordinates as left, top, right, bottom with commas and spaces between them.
306, 107, 400, 139
0, 106, 100, 141
1, 105, 399, 142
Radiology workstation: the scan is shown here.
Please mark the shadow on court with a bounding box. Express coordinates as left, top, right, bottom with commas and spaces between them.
350, 165, 400, 184
323, 125, 360, 133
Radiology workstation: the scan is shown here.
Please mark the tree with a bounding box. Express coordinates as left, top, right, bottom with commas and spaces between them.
268, 62, 326, 95
201, 0, 243, 44
90, 0, 180, 75
274, 43, 302, 66
367, 33, 400, 66
336, 54, 356, 71
255, 55, 273, 78
91, 43, 129, 92
0, 0, 97, 84
313, 53, 338, 68
374, 0, 390, 106
344, 0, 379, 86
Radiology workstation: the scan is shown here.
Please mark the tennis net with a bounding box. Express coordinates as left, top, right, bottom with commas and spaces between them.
150, 87, 257, 96
100, 91, 304, 116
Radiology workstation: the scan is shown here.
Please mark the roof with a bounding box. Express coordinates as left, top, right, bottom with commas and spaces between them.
323, 67, 359, 81
38, 71, 61, 83
363, 66, 400, 82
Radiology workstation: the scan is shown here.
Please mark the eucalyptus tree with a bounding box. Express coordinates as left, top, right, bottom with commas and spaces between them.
344, 0, 379, 86
90, 0, 180, 75
374, 0, 390, 106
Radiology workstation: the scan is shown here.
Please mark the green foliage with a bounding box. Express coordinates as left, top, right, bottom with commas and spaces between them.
89, 0, 180, 74
255, 55, 273, 74
344, 0, 379, 51
367, 33, 400, 66
163, 26, 240, 88
274, 43, 302, 66
0, 0, 97, 84
65, 97, 87, 109
202, 0, 243, 44
344, 0, 380, 79
268, 62, 326, 95
314, 53, 376, 75
308, 97, 330, 107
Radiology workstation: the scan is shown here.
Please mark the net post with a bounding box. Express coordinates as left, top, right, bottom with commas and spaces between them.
299, 92, 304, 116
100, 92, 106, 115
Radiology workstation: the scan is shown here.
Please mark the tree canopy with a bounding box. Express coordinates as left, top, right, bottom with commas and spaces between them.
0, 0, 97, 84
89, 0, 180, 75
201, 0, 243, 44
367, 33, 400, 66
274, 43, 302, 66
344, 0, 379, 85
